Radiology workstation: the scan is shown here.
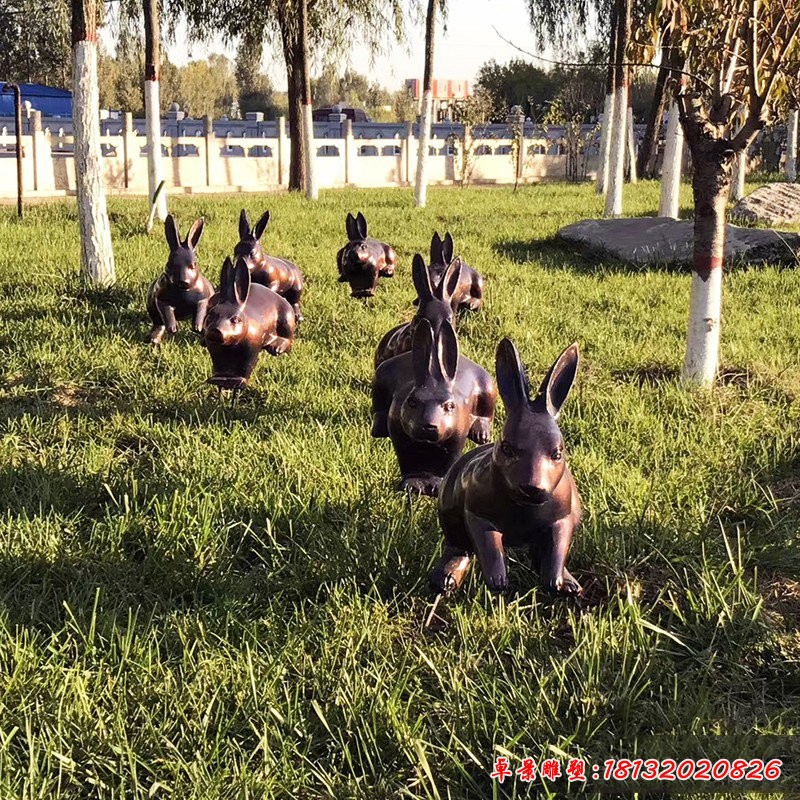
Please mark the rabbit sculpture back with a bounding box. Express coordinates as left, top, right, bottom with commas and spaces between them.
374, 253, 461, 368
371, 319, 496, 496
146, 215, 214, 345
337, 211, 397, 298
234, 209, 305, 321
431, 340, 582, 595
201, 256, 296, 390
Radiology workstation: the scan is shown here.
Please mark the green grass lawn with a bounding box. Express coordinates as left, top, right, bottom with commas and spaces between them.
0, 181, 798, 799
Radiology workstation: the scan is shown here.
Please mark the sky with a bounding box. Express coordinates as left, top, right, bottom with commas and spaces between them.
152, 0, 552, 92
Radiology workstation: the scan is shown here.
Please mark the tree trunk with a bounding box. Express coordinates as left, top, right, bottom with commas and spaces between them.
636, 33, 671, 179
280, 6, 305, 192
72, 0, 115, 286
143, 0, 167, 221
596, 1, 618, 195
659, 100, 683, 218
731, 149, 746, 201
787, 107, 798, 182
682, 143, 734, 385
298, 0, 317, 199
414, 0, 437, 208
625, 104, 637, 183
604, 0, 630, 217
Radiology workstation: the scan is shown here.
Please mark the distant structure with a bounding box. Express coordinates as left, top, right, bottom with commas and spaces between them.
404, 78, 470, 122
312, 105, 370, 123
0, 82, 72, 117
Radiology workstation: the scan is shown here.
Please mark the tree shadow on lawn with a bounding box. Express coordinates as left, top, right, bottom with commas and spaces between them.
0, 280, 148, 343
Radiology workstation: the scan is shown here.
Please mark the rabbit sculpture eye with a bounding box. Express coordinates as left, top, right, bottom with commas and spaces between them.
374, 253, 462, 368
146, 214, 215, 346
371, 318, 496, 497
431, 340, 582, 597
336, 211, 397, 299
233, 209, 306, 322
201, 256, 296, 392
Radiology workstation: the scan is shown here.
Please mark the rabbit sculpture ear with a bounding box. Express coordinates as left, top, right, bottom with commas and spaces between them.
165, 214, 181, 251
442, 232, 455, 264
232, 257, 252, 307
412, 318, 435, 387
412, 253, 434, 303
430, 232, 443, 265
253, 210, 271, 241
437, 320, 458, 383
437, 257, 463, 304
185, 218, 204, 251
239, 209, 252, 240
495, 338, 532, 410
533, 343, 579, 419
220, 256, 234, 300
345, 212, 357, 240
355, 212, 368, 240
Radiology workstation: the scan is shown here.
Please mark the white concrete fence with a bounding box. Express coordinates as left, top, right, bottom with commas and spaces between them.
0, 111, 598, 200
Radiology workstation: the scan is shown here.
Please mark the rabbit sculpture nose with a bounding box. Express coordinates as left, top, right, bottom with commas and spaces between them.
519, 484, 548, 504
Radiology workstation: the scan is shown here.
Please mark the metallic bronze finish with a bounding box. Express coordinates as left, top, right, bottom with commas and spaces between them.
371, 319, 496, 496
201, 256, 296, 390
431, 341, 582, 596
374, 252, 460, 368
425, 232, 484, 312
337, 211, 397, 298
146, 215, 215, 345
234, 209, 305, 321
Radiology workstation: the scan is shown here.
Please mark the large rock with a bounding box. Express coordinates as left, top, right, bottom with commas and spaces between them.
557, 217, 800, 267
733, 182, 800, 226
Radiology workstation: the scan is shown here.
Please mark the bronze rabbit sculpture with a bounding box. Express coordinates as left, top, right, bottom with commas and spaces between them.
337, 211, 397, 298
146, 215, 214, 345
372, 318, 496, 496
431, 340, 582, 596
234, 209, 305, 321
201, 256, 296, 390
374, 253, 460, 368
425, 232, 484, 312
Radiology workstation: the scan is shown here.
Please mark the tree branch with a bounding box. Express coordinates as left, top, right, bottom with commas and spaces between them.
492, 26, 717, 95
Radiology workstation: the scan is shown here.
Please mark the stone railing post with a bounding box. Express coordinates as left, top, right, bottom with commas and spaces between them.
344, 118, 354, 185
204, 115, 216, 187
400, 121, 413, 184
277, 116, 288, 187
122, 111, 133, 189
30, 110, 42, 191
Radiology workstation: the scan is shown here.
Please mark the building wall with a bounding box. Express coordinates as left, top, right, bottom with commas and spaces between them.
0, 112, 620, 199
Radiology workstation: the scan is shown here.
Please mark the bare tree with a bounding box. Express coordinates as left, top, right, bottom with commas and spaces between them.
143, 0, 167, 220
665, 0, 800, 384
72, 0, 115, 285
604, 0, 631, 217
414, 0, 438, 207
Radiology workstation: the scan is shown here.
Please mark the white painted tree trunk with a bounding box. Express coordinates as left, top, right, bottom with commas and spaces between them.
787, 108, 798, 183
604, 84, 628, 217
144, 79, 167, 221
414, 89, 433, 207
659, 101, 683, 218
626, 105, 637, 183
73, 40, 115, 286
302, 103, 318, 199
596, 92, 614, 194
731, 150, 746, 201
682, 267, 722, 385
